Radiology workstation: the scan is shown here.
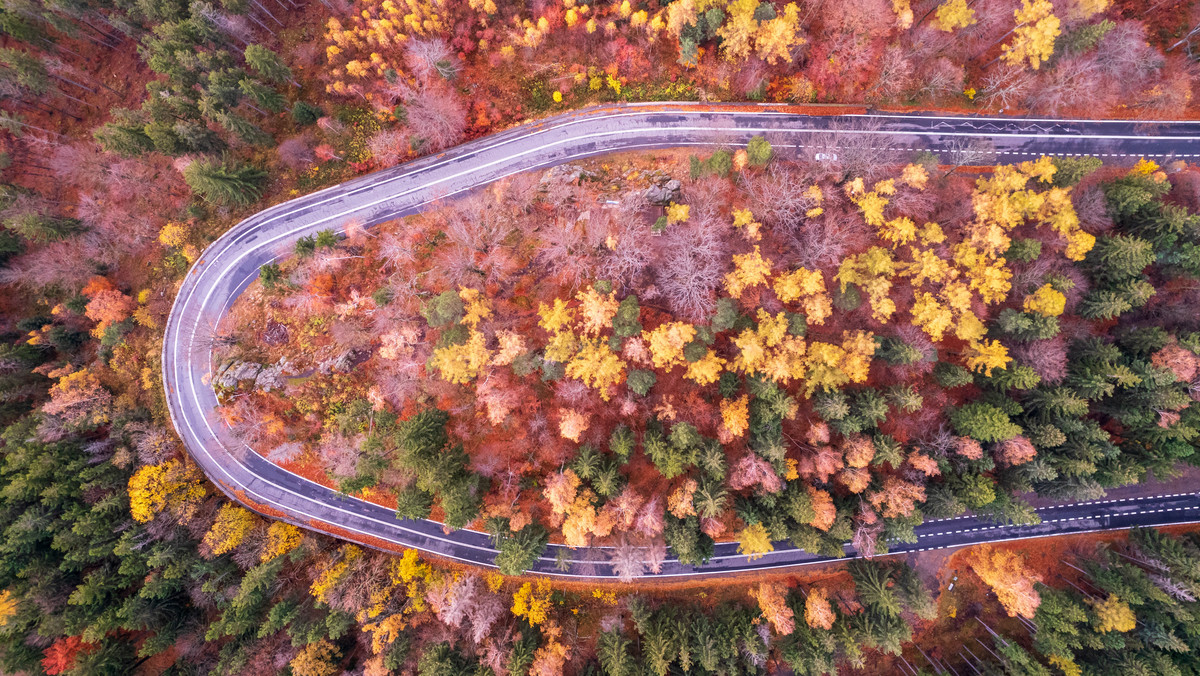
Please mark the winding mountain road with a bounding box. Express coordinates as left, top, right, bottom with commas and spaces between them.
162, 103, 1200, 578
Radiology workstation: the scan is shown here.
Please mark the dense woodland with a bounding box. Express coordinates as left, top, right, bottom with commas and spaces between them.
222, 145, 1200, 576
0, 0, 1198, 672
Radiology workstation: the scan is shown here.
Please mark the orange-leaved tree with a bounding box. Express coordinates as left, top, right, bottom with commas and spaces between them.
804, 586, 835, 630
966, 545, 1043, 618
750, 582, 794, 635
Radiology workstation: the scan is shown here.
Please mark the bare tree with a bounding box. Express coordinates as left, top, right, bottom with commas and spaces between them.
405, 38, 460, 82
655, 218, 726, 320
277, 136, 315, 169
1094, 21, 1162, 99
867, 45, 914, 103
741, 162, 822, 228
978, 65, 1035, 111
940, 137, 995, 176
407, 83, 467, 152
609, 539, 649, 582
1029, 56, 1102, 116
787, 209, 869, 271
267, 441, 304, 463
916, 57, 965, 103
366, 128, 409, 168
127, 422, 181, 464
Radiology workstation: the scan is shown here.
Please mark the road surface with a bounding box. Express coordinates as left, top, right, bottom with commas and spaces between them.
161, 103, 1200, 578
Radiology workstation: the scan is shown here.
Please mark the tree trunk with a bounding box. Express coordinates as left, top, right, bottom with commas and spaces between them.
250, 0, 284, 26
53, 88, 98, 109
243, 11, 276, 36
76, 16, 123, 44
958, 651, 983, 676
3, 116, 65, 138
51, 73, 96, 94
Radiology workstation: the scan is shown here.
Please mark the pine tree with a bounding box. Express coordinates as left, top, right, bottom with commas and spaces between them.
94, 110, 154, 156
598, 629, 637, 676
849, 560, 901, 618
237, 77, 285, 113
244, 44, 296, 86
950, 403, 1022, 442
182, 157, 267, 206
3, 213, 81, 243
492, 522, 548, 576
641, 611, 680, 676
1086, 235, 1155, 283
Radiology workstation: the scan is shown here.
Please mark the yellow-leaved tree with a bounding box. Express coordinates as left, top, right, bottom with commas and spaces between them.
1002, 0, 1061, 70
933, 0, 976, 31
721, 395, 750, 438
576, 287, 619, 335
0, 590, 14, 628
965, 339, 1011, 376
666, 202, 690, 224
803, 331, 876, 396
910, 292, 954, 342
732, 207, 762, 241
1091, 594, 1136, 633
202, 503, 257, 557
459, 287, 492, 327
805, 587, 835, 630
1068, 0, 1110, 20
718, 0, 804, 64
732, 310, 806, 383
774, 268, 832, 324
877, 216, 917, 248
685, 352, 727, 385
512, 580, 553, 625
565, 339, 626, 398
538, 298, 575, 333
738, 522, 775, 561
750, 582, 794, 635
645, 322, 696, 370
261, 521, 304, 561
290, 639, 341, 676
1023, 284, 1066, 317
754, 2, 804, 64
966, 545, 1043, 618
128, 459, 205, 523
428, 330, 491, 384
725, 245, 773, 297
836, 247, 896, 322
310, 545, 362, 605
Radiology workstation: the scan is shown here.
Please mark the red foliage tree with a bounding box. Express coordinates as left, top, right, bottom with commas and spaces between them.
42, 636, 95, 675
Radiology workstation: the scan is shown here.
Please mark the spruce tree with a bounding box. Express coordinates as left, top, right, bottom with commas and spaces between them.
183, 157, 267, 206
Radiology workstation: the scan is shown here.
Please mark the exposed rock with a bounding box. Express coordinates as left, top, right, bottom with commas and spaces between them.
540, 163, 596, 187
260, 321, 289, 346
213, 356, 299, 392
254, 365, 285, 392
644, 178, 681, 205
213, 361, 261, 390
318, 347, 372, 375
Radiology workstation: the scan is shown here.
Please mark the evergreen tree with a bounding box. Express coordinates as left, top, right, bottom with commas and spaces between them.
598, 629, 637, 676
950, 403, 1022, 442
94, 108, 154, 156
244, 44, 296, 86
492, 522, 549, 576
183, 157, 267, 206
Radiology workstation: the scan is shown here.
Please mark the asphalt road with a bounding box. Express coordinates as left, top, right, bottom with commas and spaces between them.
161, 103, 1200, 579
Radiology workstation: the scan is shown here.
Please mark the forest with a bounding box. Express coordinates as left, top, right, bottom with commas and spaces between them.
220, 145, 1200, 576
0, 0, 1197, 672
